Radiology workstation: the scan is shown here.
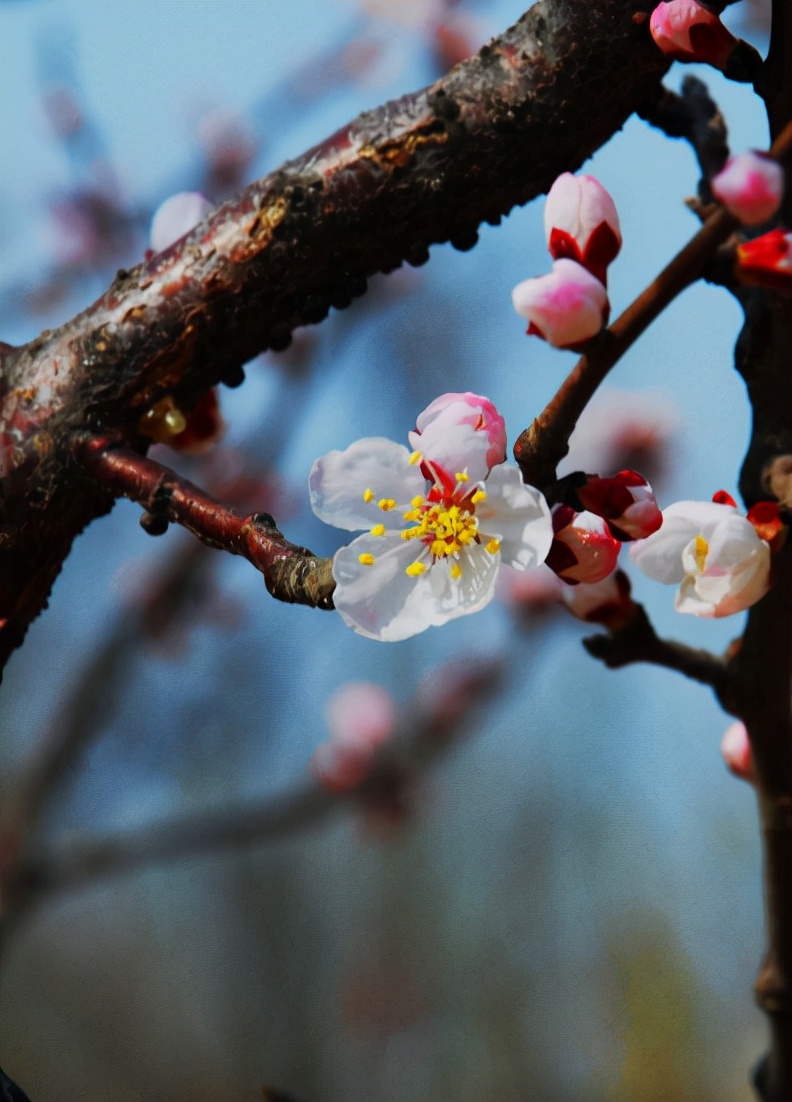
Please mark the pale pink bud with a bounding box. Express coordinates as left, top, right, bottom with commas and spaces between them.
576, 470, 663, 541
311, 682, 396, 792
561, 568, 637, 629
546, 504, 621, 585
544, 173, 622, 284
721, 721, 754, 783
511, 259, 609, 349
649, 1, 738, 67
497, 563, 565, 614
712, 152, 784, 226
150, 191, 213, 252
409, 392, 507, 485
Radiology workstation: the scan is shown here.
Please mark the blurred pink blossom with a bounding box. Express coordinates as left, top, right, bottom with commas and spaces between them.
561, 569, 637, 630
311, 682, 397, 792
712, 151, 784, 226
721, 721, 754, 783
150, 191, 213, 252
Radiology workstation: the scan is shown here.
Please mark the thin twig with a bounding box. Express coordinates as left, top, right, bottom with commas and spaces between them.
73, 434, 335, 610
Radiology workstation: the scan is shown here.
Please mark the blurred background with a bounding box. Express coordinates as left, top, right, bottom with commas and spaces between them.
0, 1, 774, 1099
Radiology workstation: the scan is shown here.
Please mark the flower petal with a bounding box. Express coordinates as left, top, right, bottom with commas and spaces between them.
629, 500, 736, 584
475, 464, 553, 570
332, 532, 499, 641
309, 438, 425, 531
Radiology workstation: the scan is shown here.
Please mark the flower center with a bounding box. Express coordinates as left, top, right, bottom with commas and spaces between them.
402, 500, 479, 558
693, 535, 709, 572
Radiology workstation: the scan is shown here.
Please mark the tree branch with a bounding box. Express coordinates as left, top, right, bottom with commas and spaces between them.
73, 435, 335, 609
582, 603, 734, 702
0, 0, 672, 672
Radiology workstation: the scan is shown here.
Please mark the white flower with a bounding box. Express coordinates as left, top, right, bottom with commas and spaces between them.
630, 499, 771, 617
309, 395, 553, 641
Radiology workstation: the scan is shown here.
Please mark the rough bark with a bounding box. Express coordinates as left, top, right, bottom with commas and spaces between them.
0, 0, 670, 671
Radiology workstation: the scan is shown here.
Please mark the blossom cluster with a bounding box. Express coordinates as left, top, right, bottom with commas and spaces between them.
310, 394, 782, 640
512, 174, 621, 348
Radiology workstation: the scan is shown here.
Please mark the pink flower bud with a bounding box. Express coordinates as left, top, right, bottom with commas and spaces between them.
712, 152, 784, 226
544, 173, 622, 285
576, 469, 663, 541
408, 392, 507, 485
561, 569, 638, 630
150, 191, 213, 252
649, 1, 738, 67
311, 682, 396, 792
736, 228, 792, 291
721, 721, 754, 783
545, 505, 621, 585
512, 259, 609, 349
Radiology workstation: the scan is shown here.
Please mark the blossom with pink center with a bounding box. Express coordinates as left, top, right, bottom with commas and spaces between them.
545, 505, 621, 585
736, 229, 792, 291
561, 568, 638, 630
721, 721, 754, 783
150, 191, 213, 253
309, 394, 553, 641
712, 152, 784, 226
544, 173, 622, 285
630, 498, 771, 617
310, 682, 396, 792
576, 469, 663, 541
649, 1, 738, 67
512, 259, 609, 349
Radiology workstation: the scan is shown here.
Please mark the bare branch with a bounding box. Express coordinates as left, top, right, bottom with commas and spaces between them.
73, 434, 335, 609
0, 0, 672, 671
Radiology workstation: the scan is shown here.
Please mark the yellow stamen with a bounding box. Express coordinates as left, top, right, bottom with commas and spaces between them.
485, 538, 501, 555
358, 553, 376, 566
471, 489, 487, 504
378, 498, 396, 511
693, 535, 709, 572
370, 524, 386, 537
363, 488, 375, 503
411, 495, 423, 508
405, 561, 427, 576
455, 471, 469, 482
403, 509, 421, 522
450, 563, 462, 579
409, 451, 422, 465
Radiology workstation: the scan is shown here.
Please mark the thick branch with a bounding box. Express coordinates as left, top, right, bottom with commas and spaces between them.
73, 435, 335, 609
0, 0, 671, 671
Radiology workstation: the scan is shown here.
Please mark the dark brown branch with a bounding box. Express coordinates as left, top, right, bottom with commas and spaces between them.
639, 75, 730, 203
582, 603, 734, 703
514, 120, 792, 492
0, 0, 672, 672
73, 435, 335, 609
